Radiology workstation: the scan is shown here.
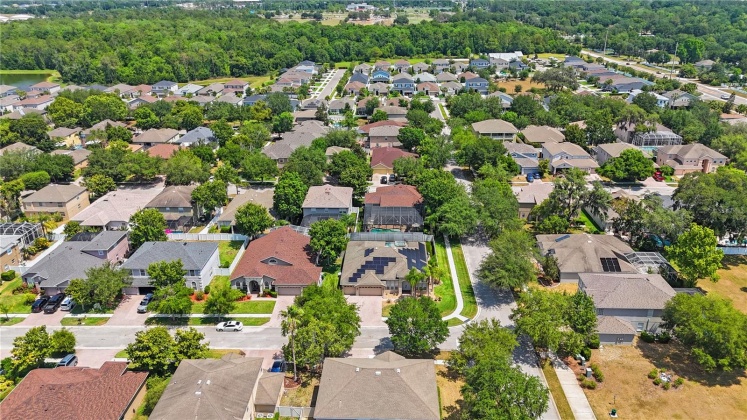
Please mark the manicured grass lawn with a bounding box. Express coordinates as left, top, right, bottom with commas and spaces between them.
0, 277, 32, 314
60, 317, 109, 326
210, 275, 230, 290
0, 317, 24, 326
192, 299, 275, 314
536, 53, 567, 60
191, 75, 271, 88
446, 318, 464, 327
576, 210, 602, 234
450, 239, 478, 319
145, 316, 270, 326
115, 349, 129, 358
433, 238, 457, 317
438, 103, 448, 119
117, 348, 244, 359
541, 360, 575, 420
218, 240, 244, 268
188, 226, 204, 233
584, 340, 747, 419
699, 256, 747, 314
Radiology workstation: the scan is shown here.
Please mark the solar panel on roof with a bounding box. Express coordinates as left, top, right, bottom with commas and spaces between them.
600, 257, 622, 272
555, 234, 571, 242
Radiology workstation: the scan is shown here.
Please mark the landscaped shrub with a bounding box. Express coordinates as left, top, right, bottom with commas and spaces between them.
12, 283, 31, 295
653, 377, 662, 386
50, 328, 76, 355
581, 379, 597, 389
663, 381, 671, 390
647, 369, 658, 379
673, 378, 684, 388
143, 376, 170, 415
203, 285, 211, 295
580, 347, 592, 361
640, 331, 656, 343
587, 334, 600, 349
657, 331, 671, 343
1, 270, 15, 282
22, 293, 37, 305
33, 237, 50, 250
195, 291, 205, 301
590, 364, 604, 382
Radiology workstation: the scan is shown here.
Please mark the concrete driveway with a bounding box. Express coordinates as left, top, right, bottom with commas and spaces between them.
266, 296, 294, 327
107, 294, 148, 326
18, 308, 66, 327
347, 295, 385, 327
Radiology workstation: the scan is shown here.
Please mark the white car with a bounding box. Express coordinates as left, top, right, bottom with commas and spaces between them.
216, 321, 244, 332
721, 93, 732, 100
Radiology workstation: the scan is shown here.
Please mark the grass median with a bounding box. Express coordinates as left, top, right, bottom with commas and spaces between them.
145, 316, 270, 327
61, 317, 109, 326
449, 238, 478, 319
434, 238, 457, 317
541, 360, 575, 420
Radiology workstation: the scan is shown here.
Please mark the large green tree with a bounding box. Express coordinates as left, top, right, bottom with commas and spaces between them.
162, 150, 211, 185
191, 180, 228, 214
448, 319, 518, 376
273, 171, 309, 222
234, 202, 274, 236
9, 326, 52, 378
65, 264, 133, 310
129, 208, 168, 250
665, 223, 724, 287
125, 327, 175, 376
309, 218, 348, 264
598, 149, 655, 182
385, 296, 448, 357
477, 229, 537, 289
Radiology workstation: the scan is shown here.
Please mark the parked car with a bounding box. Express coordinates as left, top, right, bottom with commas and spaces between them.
216, 321, 243, 332
526, 173, 534, 182
57, 354, 78, 367
270, 360, 287, 373
31, 297, 49, 313
60, 297, 75, 311
380, 175, 388, 184
653, 171, 664, 182
721, 93, 732, 100
388, 174, 396, 183
43, 293, 66, 314
137, 293, 154, 313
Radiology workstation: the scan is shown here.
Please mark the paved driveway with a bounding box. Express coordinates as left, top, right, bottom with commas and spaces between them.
107, 294, 148, 326
266, 296, 294, 327
347, 295, 385, 327
18, 308, 66, 327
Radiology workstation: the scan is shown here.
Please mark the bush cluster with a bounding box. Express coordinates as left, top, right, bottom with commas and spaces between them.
1, 270, 16, 282
590, 364, 604, 382
640, 331, 656, 343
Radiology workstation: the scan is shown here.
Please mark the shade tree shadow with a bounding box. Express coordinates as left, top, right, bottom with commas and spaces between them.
636, 340, 745, 387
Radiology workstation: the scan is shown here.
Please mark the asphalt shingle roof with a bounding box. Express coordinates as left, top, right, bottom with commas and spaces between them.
122, 241, 218, 271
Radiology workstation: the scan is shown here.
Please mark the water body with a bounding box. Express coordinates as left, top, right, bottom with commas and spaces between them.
0, 73, 53, 91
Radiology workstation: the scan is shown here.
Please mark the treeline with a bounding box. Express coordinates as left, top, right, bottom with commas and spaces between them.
0, 8, 575, 85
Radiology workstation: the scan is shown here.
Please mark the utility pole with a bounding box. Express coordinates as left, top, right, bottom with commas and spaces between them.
669, 41, 678, 80
603, 30, 609, 58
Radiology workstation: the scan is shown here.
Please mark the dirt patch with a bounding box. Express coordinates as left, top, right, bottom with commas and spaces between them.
699, 255, 747, 314
583, 339, 747, 419
436, 364, 464, 420
281, 374, 319, 407
499, 79, 545, 93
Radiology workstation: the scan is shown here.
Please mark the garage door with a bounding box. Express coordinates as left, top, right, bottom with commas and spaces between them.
277, 286, 303, 296
122, 287, 139, 295
138, 287, 156, 295
358, 286, 383, 296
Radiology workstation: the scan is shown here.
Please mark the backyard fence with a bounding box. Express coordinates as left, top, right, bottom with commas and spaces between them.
275, 406, 314, 418
167, 233, 247, 241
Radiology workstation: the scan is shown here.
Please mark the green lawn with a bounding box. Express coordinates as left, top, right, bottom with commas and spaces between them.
450, 239, 478, 319
210, 276, 230, 290
191, 75, 271, 88
438, 103, 448, 119
145, 316, 270, 326
117, 348, 245, 360
61, 317, 109, 326
541, 360, 576, 420
433, 238, 457, 317
0, 317, 24, 326
447, 318, 464, 327
0, 277, 33, 314
218, 241, 244, 268
192, 299, 275, 314
577, 210, 602, 234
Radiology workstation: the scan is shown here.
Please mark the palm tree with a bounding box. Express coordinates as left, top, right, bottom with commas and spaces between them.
405, 268, 425, 298
280, 304, 304, 382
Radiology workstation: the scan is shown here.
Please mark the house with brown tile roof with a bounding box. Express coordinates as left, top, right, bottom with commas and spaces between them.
364, 185, 423, 231
345, 81, 365, 95
370, 147, 417, 175
145, 143, 182, 159
0, 361, 147, 420
230, 226, 321, 295
416, 82, 439, 96
314, 351, 439, 420
301, 185, 353, 227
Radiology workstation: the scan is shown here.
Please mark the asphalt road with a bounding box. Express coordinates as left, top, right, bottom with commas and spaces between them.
581, 49, 746, 106
314, 69, 345, 100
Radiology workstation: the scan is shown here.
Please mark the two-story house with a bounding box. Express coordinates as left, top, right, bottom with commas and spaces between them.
542, 142, 599, 174
363, 185, 423, 231
349, 72, 369, 85
490, 57, 510, 71
230, 226, 322, 296
471, 119, 518, 140
661, 90, 696, 108
368, 125, 403, 148
505, 142, 540, 175
655, 143, 728, 175
614, 123, 683, 150
391, 74, 415, 96
223, 79, 249, 94
470, 58, 491, 70
370, 146, 416, 175
594, 142, 637, 165
122, 241, 219, 294
28, 81, 60, 95
431, 59, 451, 73
627, 89, 668, 108
151, 80, 178, 96
579, 272, 676, 344
465, 77, 489, 94
144, 185, 200, 231
0, 236, 22, 271
22, 231, 129, 295
345, 81, 365, 96
21, 184, 90, 221
301, 185, 353, 227
412, 62, 430, 74
394, 59, 411, 72
14, 95, 54, 111
0, 85, 19, 98
371, 70, 391, 83
294, 60, 318, 74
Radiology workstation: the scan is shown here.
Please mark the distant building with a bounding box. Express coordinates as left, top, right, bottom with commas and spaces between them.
655, 143, 728, 175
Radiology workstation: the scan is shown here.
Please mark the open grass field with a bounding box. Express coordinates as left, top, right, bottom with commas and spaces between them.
218, 240, 244, 268
450, 239, 478, 319
434, 238, 457, 317
0, 277, 32, 314
0, 69, 62, 83
541, 361, 575, 420
699, 255, 747, 314
536, 53, 567, 61
60, 317, 109, 326
583, 340, 747, 419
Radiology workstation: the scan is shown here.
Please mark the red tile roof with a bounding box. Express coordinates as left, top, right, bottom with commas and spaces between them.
370, 147, 417, 169
365, 185, 422, 207
230, 226, 321, 286
359, 120, 407, 134
0, 361, 147, 420
146, 143, 181, 159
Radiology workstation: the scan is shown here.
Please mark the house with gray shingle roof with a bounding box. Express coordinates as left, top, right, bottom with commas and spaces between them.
301, 185, 353, 227
133, 128, 180, 146
655, 143, 727, 175
536, 234, 637, 282
121, 241, 219, 293
579, 272, 676, 344
175, 127, 216, 147
145, 185, 200, 231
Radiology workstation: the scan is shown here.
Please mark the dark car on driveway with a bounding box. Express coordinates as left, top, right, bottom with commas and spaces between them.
31, 297, 49, 313
43, 293, 66, 314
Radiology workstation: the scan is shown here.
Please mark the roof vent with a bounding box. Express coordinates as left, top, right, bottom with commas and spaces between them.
355, 367, 360, 372
396, 369, 401, 373
195, 391, 201, 396
375, 371, 381, 376
206, 380, 211, 385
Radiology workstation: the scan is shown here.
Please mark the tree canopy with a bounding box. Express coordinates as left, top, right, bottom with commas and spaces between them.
385, 296, 449, 357
665, 223, 724, 287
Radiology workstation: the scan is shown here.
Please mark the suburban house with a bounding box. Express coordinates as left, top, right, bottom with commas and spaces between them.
509, 60, 529, 71
536, 234, 637, 282
21, 184, 89, 220
22, 231, 129, 294
50, 148, 91, 170
47, 127, 82, 147
364, 185, 423, 231
465, 77, 489, 94
491, 57, 510, 70
175, 126, 216, 147
121, 241, 219, 294
354, 63, 372, 74
377, 105, 408, 120
224, 79, 249, 92
127, 94, 159, 109
0, 362, 147, 420
217, 189, 274, 232
230, 226, 322, 296
301, 185, 353, 227
177, 83, 203, 96
694, 59, 715, 71
215, 94, 243, 106
263, 120, 329, 167
14, 95, 54, 111
416, 82, 440, 96
345, 81, 365, 96
542, 142, 599, 174
28, 81, 60, 95
661, 90, 697, 108
80, 119, 126, 144
413, 72, 437, 83
369, 125, 403, 149
470, 58, 491, 69
391, 74, 415, 96
0, 142, 40, 155
349, 72, 369, 84
579, 273, 676, 344
505, 142, 540, 175
328, 98, 356, 115
431, 58, 451, 73
144, 185, 199, 231
133, 128, 180, 146
513, 183, 554, 219
412, 62, 430, 73
294, 60, 318, 74
594, 142, 637, 165
521, 125, 565, 145
152, 80, 179, 96
71, 184, 165, 230
0, 95, 20, 113
471, 119, 518, 140
614, 123, 683, 150
146, 143, 181, 159
435, 71, 458, 83
655, 143, 728, 175
0, 84, 18, 98
441, 81, 463, 96
314, 351, 439, 420
374, 61, 392, 71
371, 70, 391, 83
150, 355, 283, 420
340, 233, 430, 296
197, 82, 224, 96
370, 147, 416, 175
627, 89, 668, 108
0, 235, 22, 271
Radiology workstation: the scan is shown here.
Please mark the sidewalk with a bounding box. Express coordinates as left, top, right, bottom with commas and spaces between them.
552, 355, 597, 419
442, 235, 468, 322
